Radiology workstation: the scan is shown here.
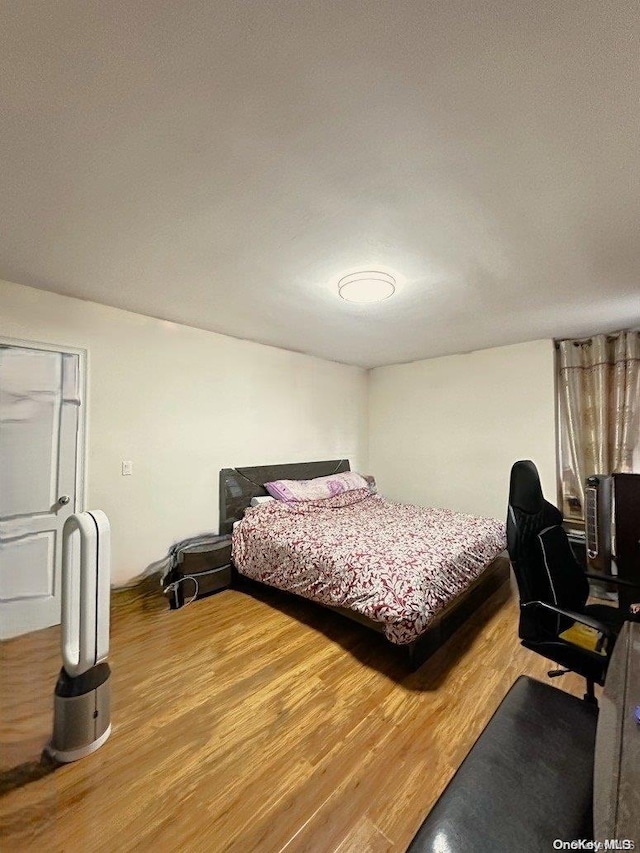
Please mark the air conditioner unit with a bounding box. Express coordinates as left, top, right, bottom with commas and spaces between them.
583, 474, 640, 614
584, 475, 612, 575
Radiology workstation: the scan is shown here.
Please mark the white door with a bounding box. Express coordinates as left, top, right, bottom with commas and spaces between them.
0, 344, 83, 639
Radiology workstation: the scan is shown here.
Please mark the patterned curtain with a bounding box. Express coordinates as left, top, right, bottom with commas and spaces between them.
557, 330, 640, 521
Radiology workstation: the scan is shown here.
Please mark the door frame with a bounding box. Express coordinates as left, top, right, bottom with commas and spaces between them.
0, 336, 88, 514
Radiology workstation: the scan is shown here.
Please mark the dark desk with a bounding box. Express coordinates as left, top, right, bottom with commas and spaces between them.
594, 621, 640, 840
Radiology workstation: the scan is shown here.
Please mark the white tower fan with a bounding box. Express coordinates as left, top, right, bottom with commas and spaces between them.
48, 511, 112, 762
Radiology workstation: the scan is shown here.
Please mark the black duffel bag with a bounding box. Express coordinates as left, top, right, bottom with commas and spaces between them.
163, 534, 232, 609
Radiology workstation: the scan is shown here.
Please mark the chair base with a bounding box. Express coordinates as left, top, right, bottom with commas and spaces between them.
548, 668, 569, 678
545, 666, 598, 706
584, 679, 597, 706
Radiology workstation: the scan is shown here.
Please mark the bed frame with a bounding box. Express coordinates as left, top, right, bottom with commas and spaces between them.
219, 460, 511, 669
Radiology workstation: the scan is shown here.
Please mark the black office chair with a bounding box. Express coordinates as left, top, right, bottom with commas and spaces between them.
506, 459, 637, 702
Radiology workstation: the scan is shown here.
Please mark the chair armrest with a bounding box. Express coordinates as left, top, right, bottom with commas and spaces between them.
521, 600, 615, 638
584, 572, 640, 590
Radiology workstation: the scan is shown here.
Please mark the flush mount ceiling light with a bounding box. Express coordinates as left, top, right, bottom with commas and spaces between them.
337, 271, 396, 304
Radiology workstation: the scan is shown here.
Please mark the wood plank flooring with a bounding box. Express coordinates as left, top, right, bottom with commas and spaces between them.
0, 577, 584, 853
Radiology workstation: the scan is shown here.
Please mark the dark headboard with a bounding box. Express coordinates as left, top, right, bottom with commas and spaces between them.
219, 459, 350, 534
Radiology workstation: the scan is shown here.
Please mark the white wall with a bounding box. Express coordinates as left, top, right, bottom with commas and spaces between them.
0, 280, 368, 585
368, 340, 557, 520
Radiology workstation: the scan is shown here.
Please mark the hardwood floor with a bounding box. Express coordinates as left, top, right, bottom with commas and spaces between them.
0, 577, 585, 853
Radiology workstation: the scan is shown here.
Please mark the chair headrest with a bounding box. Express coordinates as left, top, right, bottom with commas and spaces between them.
509, 460, 544, 514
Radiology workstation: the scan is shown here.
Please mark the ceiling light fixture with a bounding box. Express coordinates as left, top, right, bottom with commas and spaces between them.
337, 271, 396, 304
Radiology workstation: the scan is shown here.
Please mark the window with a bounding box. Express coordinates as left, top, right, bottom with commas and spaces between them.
556, 331, 640, 522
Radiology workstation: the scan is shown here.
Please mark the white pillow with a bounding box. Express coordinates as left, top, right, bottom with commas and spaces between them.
250, 495, 276, 507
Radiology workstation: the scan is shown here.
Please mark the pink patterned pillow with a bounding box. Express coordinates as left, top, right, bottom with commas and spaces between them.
265, 471, 369, 502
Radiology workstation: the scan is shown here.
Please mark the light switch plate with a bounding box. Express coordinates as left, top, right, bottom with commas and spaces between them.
122, 460, 133, 476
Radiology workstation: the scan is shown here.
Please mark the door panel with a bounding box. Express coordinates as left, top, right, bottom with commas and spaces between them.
0, 531, 56, 599
0, 349, 62, 517
0, 345, 81, 638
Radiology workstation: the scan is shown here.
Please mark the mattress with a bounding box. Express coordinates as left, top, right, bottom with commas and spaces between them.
232, 488, 506, 644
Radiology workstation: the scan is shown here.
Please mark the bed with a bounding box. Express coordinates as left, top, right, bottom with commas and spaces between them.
220, 460, 510, 667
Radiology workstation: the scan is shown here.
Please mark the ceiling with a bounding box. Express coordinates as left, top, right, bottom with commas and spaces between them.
1, 1, 639, 368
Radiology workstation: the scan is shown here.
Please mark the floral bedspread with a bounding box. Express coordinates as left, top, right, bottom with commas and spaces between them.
231, 489, 506, 645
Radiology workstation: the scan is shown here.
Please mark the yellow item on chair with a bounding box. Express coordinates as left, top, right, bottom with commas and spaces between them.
559, 621, 608, 656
